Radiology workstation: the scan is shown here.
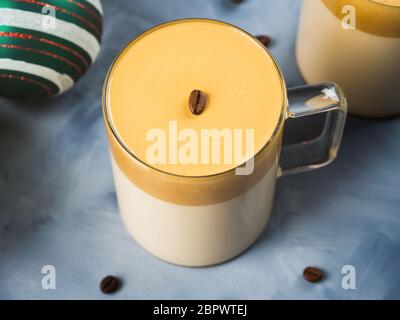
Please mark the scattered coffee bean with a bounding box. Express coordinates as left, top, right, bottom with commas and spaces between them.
100, 275, 121, 294
256, 35, 272, 47
189, 89, 207, 115
303, 267, 323, 283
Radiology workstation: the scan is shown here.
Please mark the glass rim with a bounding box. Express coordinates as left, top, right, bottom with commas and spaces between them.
102, 18, 287, 180
368, 0, 400, 8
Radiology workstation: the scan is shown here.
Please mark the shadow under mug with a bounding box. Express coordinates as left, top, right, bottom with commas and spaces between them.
103, 20, 348, 267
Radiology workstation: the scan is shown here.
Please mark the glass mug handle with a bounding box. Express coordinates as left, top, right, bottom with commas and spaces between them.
279, 82, 347, 176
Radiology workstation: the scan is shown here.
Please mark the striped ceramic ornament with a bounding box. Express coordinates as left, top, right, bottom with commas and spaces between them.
0, 0, 103, 99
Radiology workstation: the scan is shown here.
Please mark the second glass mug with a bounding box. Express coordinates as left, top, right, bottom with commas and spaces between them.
103, 19, 347, 267
297, 0, 400, 118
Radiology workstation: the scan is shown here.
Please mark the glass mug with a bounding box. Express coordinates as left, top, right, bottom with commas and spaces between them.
102, 19, 347, 267
297, 0, 400, 118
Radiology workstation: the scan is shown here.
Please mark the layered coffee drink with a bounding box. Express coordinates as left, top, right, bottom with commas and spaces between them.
103, 19, 285, 266
297, 0, 400, 117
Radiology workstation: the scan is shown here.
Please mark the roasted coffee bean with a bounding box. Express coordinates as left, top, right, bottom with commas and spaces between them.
100, 275, 121, 294
256, 35, 272, 47
303, 267, 323, 283
231, 0, 245, 4
189, 89, 207, 115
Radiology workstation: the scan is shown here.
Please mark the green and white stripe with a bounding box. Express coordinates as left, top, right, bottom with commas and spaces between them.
0, 0, 103, 98
0, 58, 74, 92
0, 8, 101, 61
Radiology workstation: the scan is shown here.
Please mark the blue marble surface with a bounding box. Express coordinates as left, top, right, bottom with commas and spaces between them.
1, 0, 400, 300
